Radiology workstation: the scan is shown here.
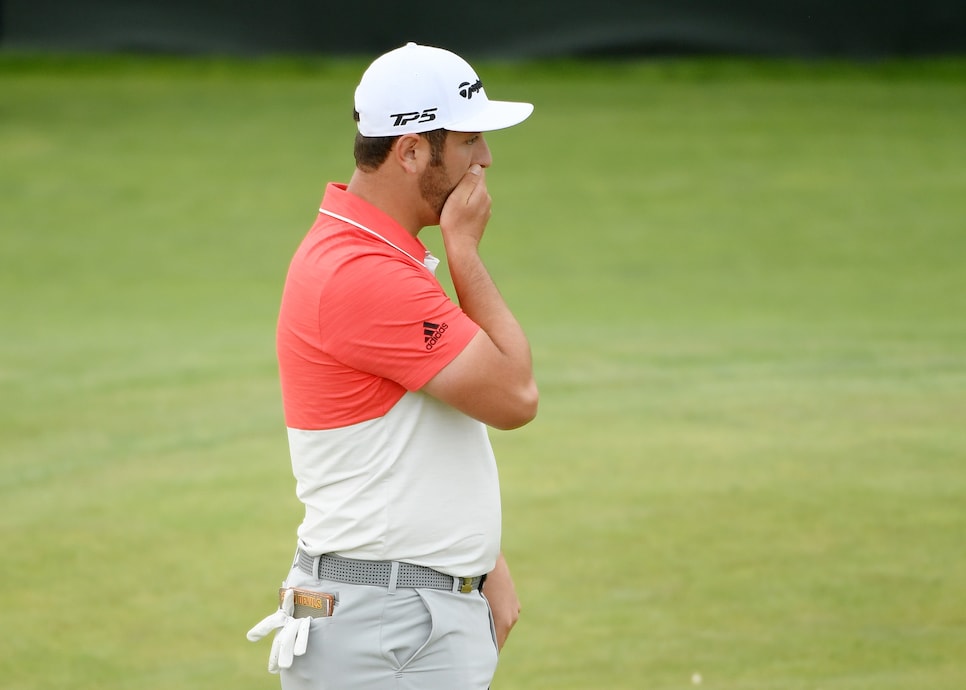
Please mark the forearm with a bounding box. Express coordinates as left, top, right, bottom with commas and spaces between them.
445, 242, 532, 372
425, 163, 538, 429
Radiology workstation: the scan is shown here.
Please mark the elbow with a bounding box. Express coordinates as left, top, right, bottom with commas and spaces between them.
491, 380, 539, 430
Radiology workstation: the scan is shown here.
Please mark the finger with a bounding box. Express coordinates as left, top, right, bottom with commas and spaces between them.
276, 620, 300, 669
280, 588, 295, 616
497, 624, 510, 651
293, 616, 311, 657
453, 164, 484, 204
268, 634, 283, 674
246, 611, 286, 641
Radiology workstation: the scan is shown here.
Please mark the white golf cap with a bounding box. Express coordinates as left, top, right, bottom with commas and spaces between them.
354, 42, 534, 137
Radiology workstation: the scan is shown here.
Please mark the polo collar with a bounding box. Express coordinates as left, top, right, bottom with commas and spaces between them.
319, 183, 429, 266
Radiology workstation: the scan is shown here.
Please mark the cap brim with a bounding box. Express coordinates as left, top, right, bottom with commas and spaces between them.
447, 100, 534, 133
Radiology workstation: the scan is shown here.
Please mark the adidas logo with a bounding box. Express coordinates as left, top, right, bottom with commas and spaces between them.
423, 321, 449, 350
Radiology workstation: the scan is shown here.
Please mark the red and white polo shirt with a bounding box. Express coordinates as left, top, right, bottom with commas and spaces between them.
276, 183, 501, 577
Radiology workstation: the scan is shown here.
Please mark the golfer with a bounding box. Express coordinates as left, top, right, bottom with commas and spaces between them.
247, 42, 538, 689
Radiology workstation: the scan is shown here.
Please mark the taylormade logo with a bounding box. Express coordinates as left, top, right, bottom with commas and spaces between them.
458, 79, 483, 99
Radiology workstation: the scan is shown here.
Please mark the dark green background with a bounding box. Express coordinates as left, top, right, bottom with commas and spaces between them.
2, 0, 964, 58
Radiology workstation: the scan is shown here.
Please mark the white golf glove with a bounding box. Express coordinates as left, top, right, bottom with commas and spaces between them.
246, 588, 311, 673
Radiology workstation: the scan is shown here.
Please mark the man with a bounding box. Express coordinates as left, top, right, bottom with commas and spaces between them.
247, 42, 538, 689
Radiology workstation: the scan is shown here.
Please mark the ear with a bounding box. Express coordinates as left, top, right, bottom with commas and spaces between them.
393, 134, 429, 174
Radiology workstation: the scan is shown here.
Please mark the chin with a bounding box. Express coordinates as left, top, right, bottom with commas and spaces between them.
422, 202, 444, 228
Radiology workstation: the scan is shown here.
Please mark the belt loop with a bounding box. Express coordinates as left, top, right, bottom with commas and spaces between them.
312, 554, 322, 580
388, 561, 400, 594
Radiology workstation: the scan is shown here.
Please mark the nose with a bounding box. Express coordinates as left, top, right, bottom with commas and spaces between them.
476, 136, 493, 169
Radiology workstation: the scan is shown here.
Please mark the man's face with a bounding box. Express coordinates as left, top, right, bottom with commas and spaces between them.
419, 131, 492, 218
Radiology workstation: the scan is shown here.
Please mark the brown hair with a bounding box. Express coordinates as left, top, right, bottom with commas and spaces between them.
353, 110, 447, 170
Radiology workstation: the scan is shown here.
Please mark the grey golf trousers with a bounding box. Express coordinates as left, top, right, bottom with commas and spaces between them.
279, 564, 499, 689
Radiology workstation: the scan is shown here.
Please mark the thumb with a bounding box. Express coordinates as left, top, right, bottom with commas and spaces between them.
455, 164, 485, 204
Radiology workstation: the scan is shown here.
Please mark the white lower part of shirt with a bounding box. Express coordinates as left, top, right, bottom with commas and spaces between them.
288, 391, 501, 577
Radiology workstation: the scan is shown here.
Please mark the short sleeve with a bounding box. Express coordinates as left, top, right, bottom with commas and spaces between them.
318, 253, 479, 391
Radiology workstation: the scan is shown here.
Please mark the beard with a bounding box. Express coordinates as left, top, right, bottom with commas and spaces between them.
418, 160, 456, 219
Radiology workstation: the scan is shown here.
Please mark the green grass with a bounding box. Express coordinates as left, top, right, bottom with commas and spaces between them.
1, 55, 964, 689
